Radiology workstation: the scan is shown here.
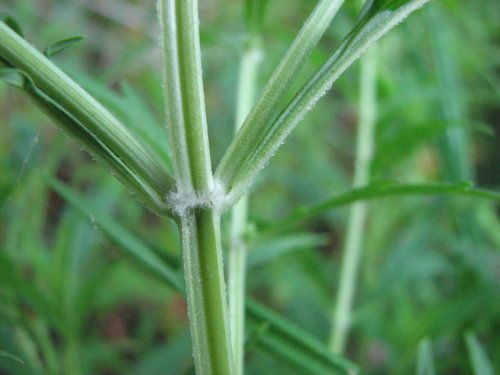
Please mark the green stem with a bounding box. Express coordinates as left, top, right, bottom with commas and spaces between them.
216, 0, 430, 207
158, 1, 233, 374
330, 46, 377, 354
158, 0, 212, 194
215, 0, 345, 202
181, 210, 232, 375
228, 33, 262, 375
0, 22, 173, 203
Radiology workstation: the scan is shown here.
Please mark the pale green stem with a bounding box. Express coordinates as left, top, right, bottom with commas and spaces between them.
158, 1, 233, 374
216, 0, 430, 207
330, 47, 377, 354
0, 21, 173, 213
228, 35, 262, 375
216, 0, 345, 200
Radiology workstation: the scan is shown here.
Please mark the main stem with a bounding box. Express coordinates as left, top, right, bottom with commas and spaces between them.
228, 34, 262, 375
158, 1, 232, 374
181, 210, 232, 375
330, 47, 377, 354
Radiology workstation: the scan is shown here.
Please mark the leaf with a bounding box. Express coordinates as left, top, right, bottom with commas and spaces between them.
0, 67, 26, 87
248, 233, 328, 268
215, 0, 346, 204
269, 182, 500, 233
43, 36, 86, 57
0, 350, 24, 364
465, 331, 495, 375
48, 178, 183, 292
417, 337, 436, 375
216, 0, 433, 206
246, 300, 358, 375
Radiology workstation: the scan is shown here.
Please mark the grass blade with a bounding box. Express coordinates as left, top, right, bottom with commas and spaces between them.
247, 233, 327, 268
246, 300, 358, 375
270, 181, 500, 233
48, 178, 183, 291
465, 331, 495, 375
0, 350, 24, 365
417, 337, 436, 375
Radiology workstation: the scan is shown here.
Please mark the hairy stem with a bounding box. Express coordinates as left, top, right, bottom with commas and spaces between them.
158, 1, 233, 374
181, 210, 232, 375
216, 0, 345, 201
0, 21, 174, 213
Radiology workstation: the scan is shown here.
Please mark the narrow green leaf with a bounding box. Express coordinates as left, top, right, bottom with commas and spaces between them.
216, 0, 346, 204
48, 178, 183, 292
417, 337, 436, 375
246, 300, 358, 374
0, 350, 24, 364
43, 35, 86, 57
270, 182, 500, 233
248, 233, 327, 268
217, 0, 433, 205
465, 332, 495, 375
0, 67, 25, 87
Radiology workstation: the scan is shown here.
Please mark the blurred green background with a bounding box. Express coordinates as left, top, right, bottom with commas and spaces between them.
0, 0, 499, 374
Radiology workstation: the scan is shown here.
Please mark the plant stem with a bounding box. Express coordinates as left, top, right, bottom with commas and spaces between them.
181, 210, 232, 375
158, 1, 232, 374
330, 46, 377, 354
215, 0, 345, 203
0, 22, 173, 203
216, 0, 430, 207
228, 32, 262, 375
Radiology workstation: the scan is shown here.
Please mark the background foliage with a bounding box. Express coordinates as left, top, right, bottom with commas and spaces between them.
0, 0, 499, 374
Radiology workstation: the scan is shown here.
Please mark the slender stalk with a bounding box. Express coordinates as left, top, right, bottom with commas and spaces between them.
228, 31, 262, 375
0, 22, 173, 213
158, 0, 212, 194
158, 1, 232, 374
216, 0, 345, 201
0, 21, 173, 201
330, 46, 377, 354
216, 0, 430, 207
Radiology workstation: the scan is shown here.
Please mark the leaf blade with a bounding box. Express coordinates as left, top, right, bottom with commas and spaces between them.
217, 0, 433, 205
43, 35, 86, 57
465, 331, 495, 375
270, 182, 500, 233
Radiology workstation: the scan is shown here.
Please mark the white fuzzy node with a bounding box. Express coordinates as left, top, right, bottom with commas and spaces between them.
167, 180, 227, 216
